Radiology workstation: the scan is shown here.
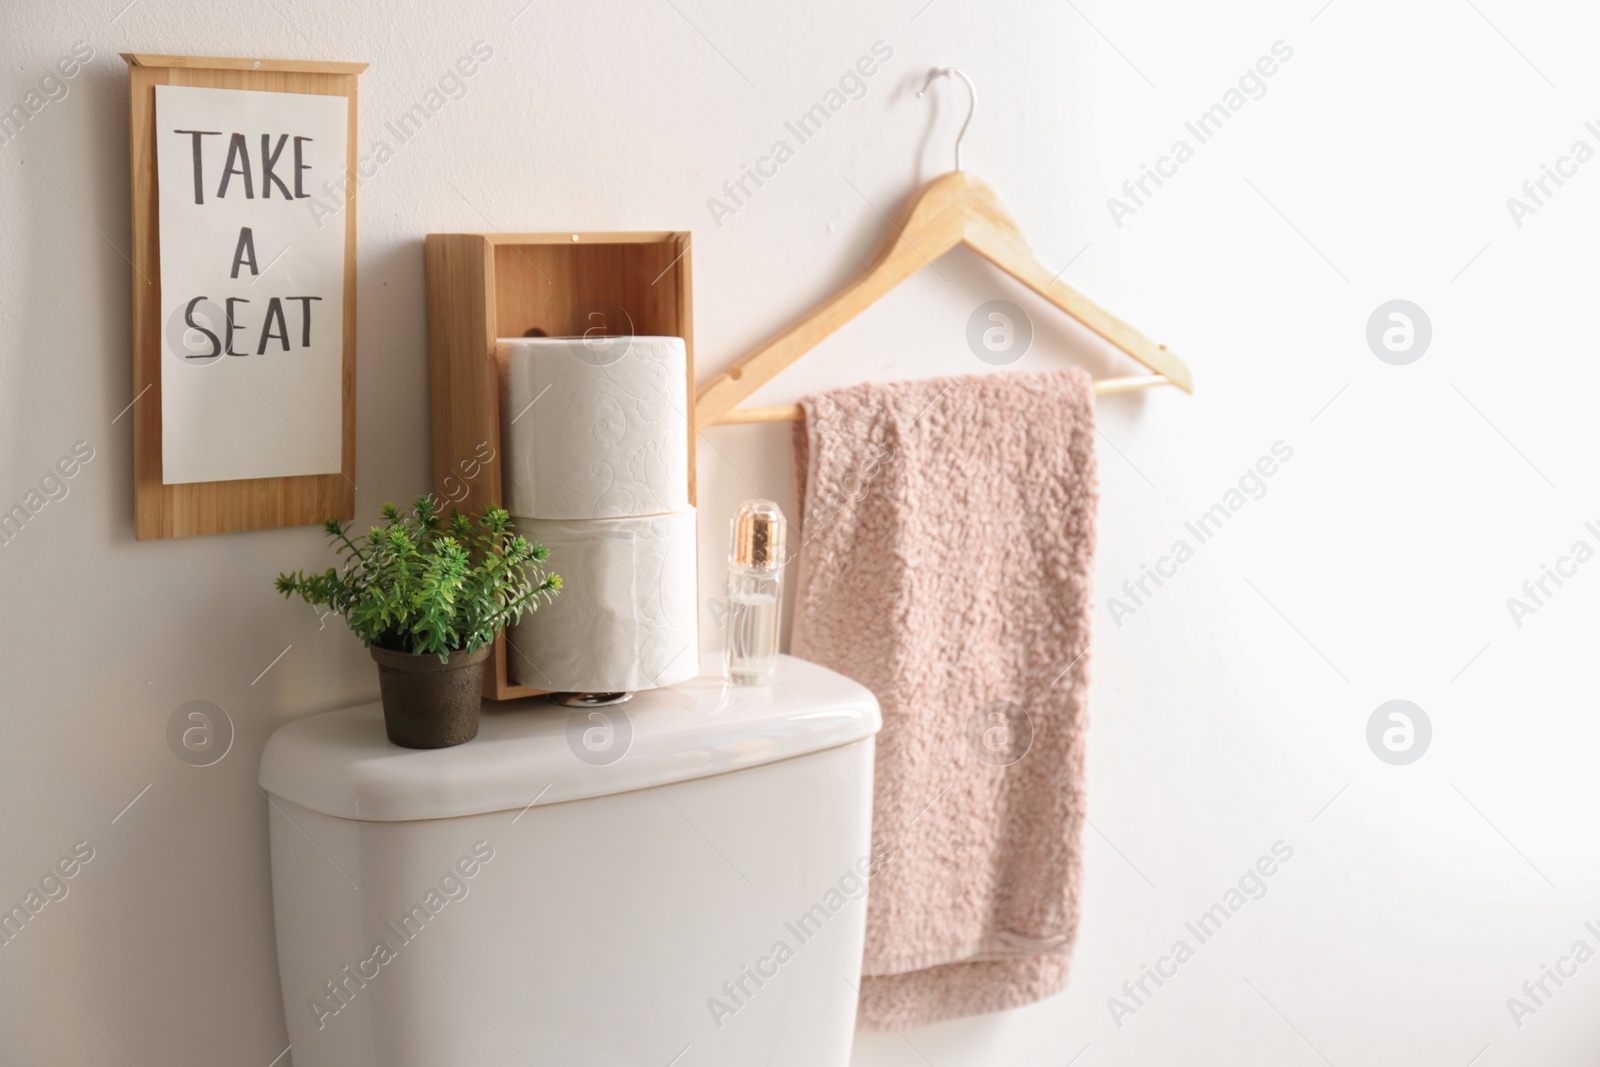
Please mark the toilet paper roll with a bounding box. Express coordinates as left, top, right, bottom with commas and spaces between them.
507, 509, 699, 693
498, 336, 690, 520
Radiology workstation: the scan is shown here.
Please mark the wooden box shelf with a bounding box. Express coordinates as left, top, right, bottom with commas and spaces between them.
424, 231, 695, 700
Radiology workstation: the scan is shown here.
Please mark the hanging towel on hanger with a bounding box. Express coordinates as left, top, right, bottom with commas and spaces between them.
790, 368, 1098, 1031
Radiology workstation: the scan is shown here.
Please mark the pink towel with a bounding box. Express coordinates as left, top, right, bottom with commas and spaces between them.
790, 369, 1098, 1031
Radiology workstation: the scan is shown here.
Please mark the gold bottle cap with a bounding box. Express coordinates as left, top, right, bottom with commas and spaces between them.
731, 500, 786, 570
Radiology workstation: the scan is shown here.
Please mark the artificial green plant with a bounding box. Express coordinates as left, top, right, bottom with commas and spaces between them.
275, 497, 560, 661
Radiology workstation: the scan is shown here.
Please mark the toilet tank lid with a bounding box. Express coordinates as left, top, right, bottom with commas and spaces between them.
258, 654, 881, 822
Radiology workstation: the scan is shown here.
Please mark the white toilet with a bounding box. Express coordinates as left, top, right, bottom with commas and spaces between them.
259, 653, 881, 1067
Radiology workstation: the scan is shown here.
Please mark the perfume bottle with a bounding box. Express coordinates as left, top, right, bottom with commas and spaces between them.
725, 500, 786, 686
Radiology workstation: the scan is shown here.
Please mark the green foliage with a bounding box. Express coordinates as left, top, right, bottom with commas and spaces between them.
275, 497, 561, 662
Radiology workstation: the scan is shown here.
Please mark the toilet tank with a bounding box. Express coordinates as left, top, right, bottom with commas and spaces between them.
259, 654, 881, 1067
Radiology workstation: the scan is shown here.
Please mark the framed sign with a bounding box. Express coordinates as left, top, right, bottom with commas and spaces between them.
123, 54, 364, 539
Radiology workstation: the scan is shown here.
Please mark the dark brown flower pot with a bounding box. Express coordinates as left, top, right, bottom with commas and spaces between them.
370, 645, 490, 749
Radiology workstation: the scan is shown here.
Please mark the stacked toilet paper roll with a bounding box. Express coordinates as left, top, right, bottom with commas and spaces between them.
499, 336, 690, 520
498, 336, 698, 693
503, 510, 698, 693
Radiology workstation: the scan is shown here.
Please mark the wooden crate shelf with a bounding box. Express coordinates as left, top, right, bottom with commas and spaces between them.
424, 231, 695, 700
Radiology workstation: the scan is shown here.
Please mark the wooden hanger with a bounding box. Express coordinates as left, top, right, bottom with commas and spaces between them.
696, 68, 1194, 430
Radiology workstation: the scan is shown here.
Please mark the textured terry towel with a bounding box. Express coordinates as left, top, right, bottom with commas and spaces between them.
790, 369, 1098, 1031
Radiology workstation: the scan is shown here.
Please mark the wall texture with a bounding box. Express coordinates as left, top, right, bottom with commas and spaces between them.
2, 0, 1598, 1064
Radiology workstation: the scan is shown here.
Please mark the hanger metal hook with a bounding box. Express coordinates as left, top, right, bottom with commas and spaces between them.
916, 67, 976, 171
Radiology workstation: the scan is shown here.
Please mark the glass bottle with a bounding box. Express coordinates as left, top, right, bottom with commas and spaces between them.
724, 500, 786, 686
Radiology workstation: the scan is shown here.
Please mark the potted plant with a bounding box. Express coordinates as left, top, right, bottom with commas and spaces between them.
276, 497, 561, 749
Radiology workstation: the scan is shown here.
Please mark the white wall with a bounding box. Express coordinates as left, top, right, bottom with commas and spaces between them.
3, 0, 1598, 1064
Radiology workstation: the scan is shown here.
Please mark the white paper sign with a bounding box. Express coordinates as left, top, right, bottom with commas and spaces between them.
156, 84, 348, 485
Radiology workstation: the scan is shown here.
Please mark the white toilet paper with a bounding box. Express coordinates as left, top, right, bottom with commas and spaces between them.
498, 336, 690, 521
506, 509, 699, 693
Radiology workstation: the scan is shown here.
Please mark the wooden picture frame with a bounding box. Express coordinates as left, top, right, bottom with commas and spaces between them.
424, 231, 696, 700
122, 53, 365, 540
